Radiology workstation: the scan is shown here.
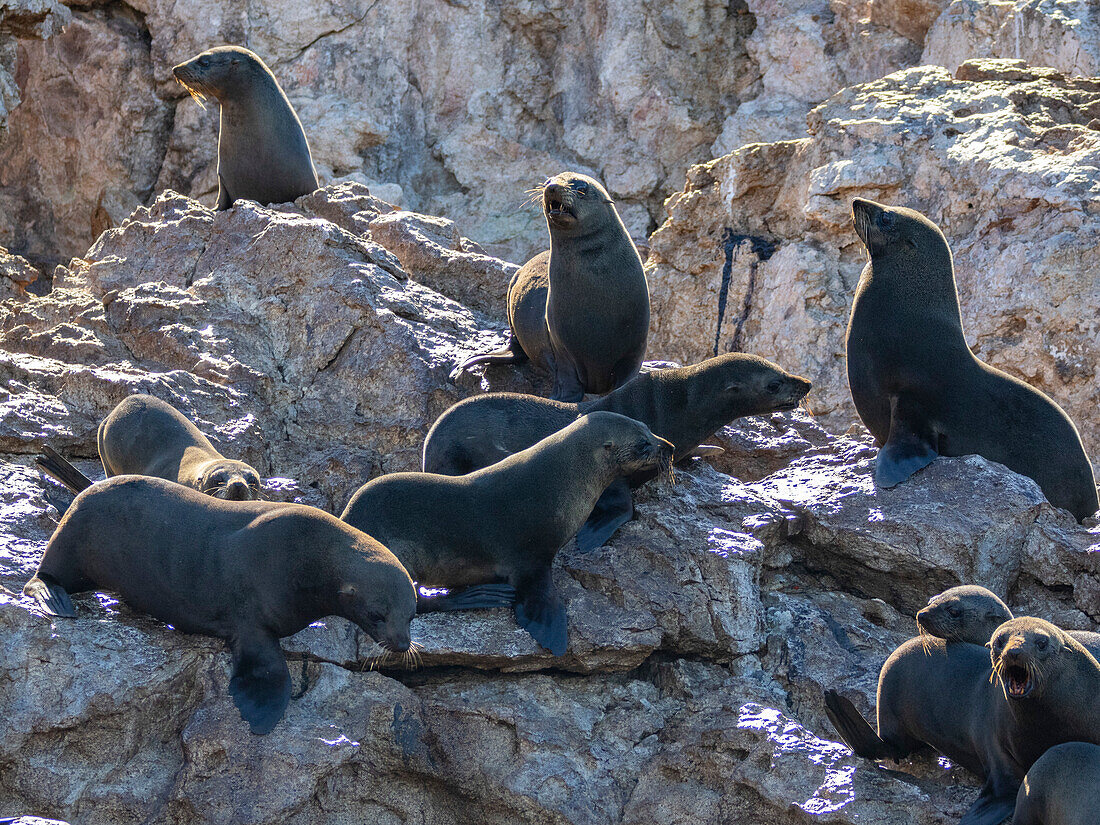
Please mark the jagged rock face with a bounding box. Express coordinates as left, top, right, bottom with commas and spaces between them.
1, 185, 1099, 823
646, 60, 1100, 473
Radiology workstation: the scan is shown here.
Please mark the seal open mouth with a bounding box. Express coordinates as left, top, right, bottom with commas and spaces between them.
1003, 664, 1034, 697
543, 186, 577, 226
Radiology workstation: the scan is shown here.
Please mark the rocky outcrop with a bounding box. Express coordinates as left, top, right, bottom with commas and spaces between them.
1, 186, 1098, 823
646, 59, 1100, 472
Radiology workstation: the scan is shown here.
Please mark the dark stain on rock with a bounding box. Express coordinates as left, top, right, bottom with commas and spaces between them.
715, 229, 777, 357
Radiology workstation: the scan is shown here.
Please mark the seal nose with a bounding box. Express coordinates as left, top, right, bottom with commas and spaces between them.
225, 478, 251, 501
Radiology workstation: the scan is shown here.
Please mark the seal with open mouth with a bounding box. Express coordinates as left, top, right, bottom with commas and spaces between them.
173, 46, 318, 210
452, 172, 650, 402
846, 198, 1098, 522
424, 353, 811, 549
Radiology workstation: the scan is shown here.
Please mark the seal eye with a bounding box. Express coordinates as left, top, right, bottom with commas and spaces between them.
948, 606, 962, 618
1036, 636, 1048, 651
878, 211, 896, 229
766, 380, 781, 394
570, 182, 588, 195
367, 611, 385, 625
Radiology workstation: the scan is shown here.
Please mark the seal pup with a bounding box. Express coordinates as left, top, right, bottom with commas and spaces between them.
1012, 741, 1100, 825
425, 353, 811, 549
846, 198, 1098, 522
342, 411, 673, 655
917, 585, 1100, 657
173, 46, 319, 210
36, 395, 262, 501
452, 173, 650, 401
24, 476, 415, 735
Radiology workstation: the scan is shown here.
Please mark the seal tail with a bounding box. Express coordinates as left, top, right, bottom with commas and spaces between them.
823, 689, 909, 761
35, 446, 95, 494
23, 575, 77, 618
450, 333, 529, 379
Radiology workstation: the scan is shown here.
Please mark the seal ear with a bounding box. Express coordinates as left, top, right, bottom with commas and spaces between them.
338, 583, 358, 605
603, 440, 615, 451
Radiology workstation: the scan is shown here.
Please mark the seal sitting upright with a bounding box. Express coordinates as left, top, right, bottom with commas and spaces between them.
36, 395, 262, 501
342, 412, 672, 655
173, 46, 319, 210
24, 476, 416, 735
846, 198, 1098, 522
425, 353, 811, 549
453, 173, 650, 401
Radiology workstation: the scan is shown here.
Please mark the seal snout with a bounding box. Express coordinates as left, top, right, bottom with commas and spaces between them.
224, 478, 252, 501
543, 183, 577, 226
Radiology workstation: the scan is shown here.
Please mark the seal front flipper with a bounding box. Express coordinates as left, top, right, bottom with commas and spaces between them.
23, 575, 77, 618
35, 445, 95, 494
513, 570, 568, 655
575, 478, 633, 552
957, 785, 1016, 825
416, 583, 517, 613
823, 689, 910, 761
216, 173, 233, 211
227, 631, 291, 735
874, 396, 938, 488
451, 333, 529, 380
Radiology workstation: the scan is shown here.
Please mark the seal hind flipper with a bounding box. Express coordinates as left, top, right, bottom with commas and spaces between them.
416, 583, 517, 613
874, 397, 938, 488
957, 786, 1017, 825
35, 445, 95, 494
514, 571, 568, 656
575, 478, 634, 552
228, 633, 291, 735
823, 689, 911, 761
451, 333, 529, 380
23, 575, 77, 618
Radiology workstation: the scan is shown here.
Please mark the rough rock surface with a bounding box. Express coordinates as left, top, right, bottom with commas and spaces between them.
1, 189, 1099, 823
646, 60, 1100, 471
6, 0, 1100, 272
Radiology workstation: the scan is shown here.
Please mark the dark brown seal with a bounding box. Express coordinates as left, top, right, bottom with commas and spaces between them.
917, 584, 1100, 657
453, 172, 650, 401
424, 353, 811, 549
173, 46, 319, 210
341, 411, 673, 655
23, 476, 415, 735
37, 395, 262, 501
847, 199, 1098, 522
1013, 741, 1100, 825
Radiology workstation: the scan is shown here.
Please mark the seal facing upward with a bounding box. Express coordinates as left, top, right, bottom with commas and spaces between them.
454, 173, 650, 401
24, 476, 415, 735
173, 46, 319, 210
846, 198, 1098, 522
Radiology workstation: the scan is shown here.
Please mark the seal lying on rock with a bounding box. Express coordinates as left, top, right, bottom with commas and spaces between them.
846, 198, 1098, 522
341, 411, 673, 655
173, 46, 319, 210
36, 395, 262, 501
425, 353, 811, 550
1012, 741, 1100, 825
917, 585, 1100, 657
24, 476, 416, 735
452, 173, 650, 401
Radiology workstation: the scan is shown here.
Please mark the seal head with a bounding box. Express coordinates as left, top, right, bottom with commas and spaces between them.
989, 617, 1064, 700
197, 459, 263, 501
916, 585, 1013, 645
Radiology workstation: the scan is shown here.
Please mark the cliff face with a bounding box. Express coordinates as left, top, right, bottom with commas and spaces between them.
1, 184, 1097, 824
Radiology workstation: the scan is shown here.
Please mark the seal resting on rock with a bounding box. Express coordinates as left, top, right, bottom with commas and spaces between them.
424, 353, 811, 550
24, 476, 415, 735
846, 198, 1098, 522
341, 411, 673, 655
917, 585, 1100, 657
36, 395, 262, 501
173, 46, 319, 210
452, 173, 650, 401
1012, 741, 1100, 825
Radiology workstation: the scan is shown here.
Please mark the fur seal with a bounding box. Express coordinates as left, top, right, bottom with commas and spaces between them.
1012, 741, 1100, 825
424, 353, 811, 549
23, 476, 415, 735
342, 411, 673, 655
847, 199, 1098, 522
917, 585, 1100, 657
453, 173, 650, 401
173, 46, 319, 210
36, 395, 262, 501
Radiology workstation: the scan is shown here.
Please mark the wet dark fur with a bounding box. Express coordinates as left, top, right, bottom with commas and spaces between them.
173, 46, 318, 209
24, 476, 415, 735
341, 412, 673, 655
846, 198, 1098, 522
453, 172, 649, 401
